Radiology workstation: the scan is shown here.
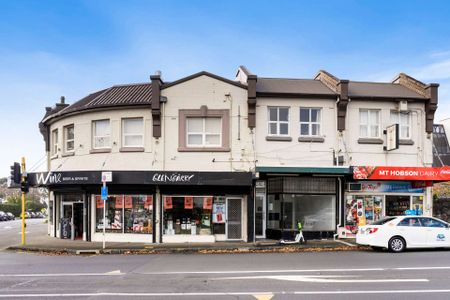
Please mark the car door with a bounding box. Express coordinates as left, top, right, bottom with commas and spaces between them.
396, 217, 428, 247
420, 217, 450, 247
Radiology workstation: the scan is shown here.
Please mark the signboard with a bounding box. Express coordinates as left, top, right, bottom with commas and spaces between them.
203, 197, 213, 210
350, 181, 426, 193
95, 196, 104, 208
115, 196, 124, 208
124, 196, 133, 208
385, 124, 399, 151
353, 166, 450, 181
164, 197, 173, 209
101, 171, 112, 183
101, 186, 108, 200
144, 196, 153, 209
184, 196, 193, 209
212, 202, 226, 223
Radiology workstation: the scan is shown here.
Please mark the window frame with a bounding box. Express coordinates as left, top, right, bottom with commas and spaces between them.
359, 109, 381, 138
299, 107, 322, 137
186, 117, 222, 148
92, 119, 111, 150
267, 106, 290, 136
51, 129, 58, 156
63, 124, 75, 153
121, 117, 144, 148
390, 111, 411, 140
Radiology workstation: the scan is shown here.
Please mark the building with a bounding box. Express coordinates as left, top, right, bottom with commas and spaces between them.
32, 66, 441, 243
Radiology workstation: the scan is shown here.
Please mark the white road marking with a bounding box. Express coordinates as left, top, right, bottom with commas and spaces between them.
17, 231, 29, 234
143, 268, 384, 275
3, 226, 12, 229
395, 266, 450, 270
1, 290, 450, 297
214, 275, 429, 283
0, 271, 123, 277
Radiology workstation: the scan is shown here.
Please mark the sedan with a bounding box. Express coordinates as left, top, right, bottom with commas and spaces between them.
356, 216, 450, 252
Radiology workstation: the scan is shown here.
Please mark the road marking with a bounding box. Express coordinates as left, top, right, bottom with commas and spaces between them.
253, 294, 273, 300
1, 290, 450, 297
143, 268, 384, 275
214, 275, 429, 283
395, 266, 450, 270
3, 226, 12, 229
17, 231, 29, 234
0, 271, 124, 277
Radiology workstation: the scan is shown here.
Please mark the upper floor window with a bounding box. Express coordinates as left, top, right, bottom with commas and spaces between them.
51, 129, 58, 155
64, 125, 74, 153
268, 107, 289, 136
187, 117, 222, 147
122, 118, 144, 147
391, 111, 411, 139
300, 108, 321, 136
360, 109, 380, 138
92, 119, 110, 149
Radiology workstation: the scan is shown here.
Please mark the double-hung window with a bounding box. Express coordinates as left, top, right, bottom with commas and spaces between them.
300, 108, 321, 136
187, 117, 222, 147
359, 109, 380, 138
122, 118, 144, 147
92, 119, 110, 149
51, 129, 58, 155
268, 107, 289, 136
390, 111, 411, 139
64, 125, 74, 152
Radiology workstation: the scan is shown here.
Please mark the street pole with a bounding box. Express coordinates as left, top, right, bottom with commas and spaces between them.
103, 181, 106, 250
21, 157, 26, 245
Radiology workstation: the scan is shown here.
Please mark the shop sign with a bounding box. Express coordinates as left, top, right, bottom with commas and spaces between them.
124, 196, 133, 209
203, 197, 213, 210
352, 181, 425, 193
95, 195, 104, 208
184, 196, 194, 209
212, 202, 225, 223
116, 196, 124, 208
353, 166, 450, 181
164, 197, 173, 209
385, 124, 399, 151
144, 196, 153, 209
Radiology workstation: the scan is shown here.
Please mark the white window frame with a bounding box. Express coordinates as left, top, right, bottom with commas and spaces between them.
121, 117, 144, 147
299, 107, 322, 137
92, 119, 111, 149
267, 107, 290, 136
359, 109, 381, 138
51, 129, 58, 155
64, 124, 75, 153
186, 117, 222, 147
390, 111, 411, 139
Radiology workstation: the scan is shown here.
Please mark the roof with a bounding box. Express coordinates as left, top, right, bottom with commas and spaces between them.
43, 83, 153, 123
348, 81, 427, 99
256, 78, 337, 96
162, 71, 247, 90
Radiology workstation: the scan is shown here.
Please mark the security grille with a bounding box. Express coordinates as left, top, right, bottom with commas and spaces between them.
227, 198, 242, 239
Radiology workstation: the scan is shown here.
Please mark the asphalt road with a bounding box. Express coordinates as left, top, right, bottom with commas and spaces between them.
1, 249, 450, 299
0, 218, 46, 250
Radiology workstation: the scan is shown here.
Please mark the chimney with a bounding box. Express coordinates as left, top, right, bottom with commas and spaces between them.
60, 96, 65, 104
247, 74, 257, 128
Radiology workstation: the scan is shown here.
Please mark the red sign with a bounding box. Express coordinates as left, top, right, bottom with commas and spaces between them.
144, 196, 153, 210
164, 197, 173, 209
203, 197, 213, 210
185, 196, 193, 209
124, 196, 133, 208
353, 166, 450, 181
115, 195, 124, 208
95, 195, 104, 208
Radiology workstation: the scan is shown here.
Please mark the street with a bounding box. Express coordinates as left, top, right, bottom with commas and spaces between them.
0, 219, 46, 250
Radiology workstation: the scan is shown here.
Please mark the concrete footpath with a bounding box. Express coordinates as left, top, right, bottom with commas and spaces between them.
7, 234, 364, 255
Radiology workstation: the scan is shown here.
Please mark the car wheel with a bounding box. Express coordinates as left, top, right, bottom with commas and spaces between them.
388, 237, 406, 253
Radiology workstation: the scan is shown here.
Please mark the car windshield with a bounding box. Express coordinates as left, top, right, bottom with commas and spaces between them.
372, 217, 397, 225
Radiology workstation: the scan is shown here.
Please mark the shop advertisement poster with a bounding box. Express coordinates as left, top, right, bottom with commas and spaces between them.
112, 211, 122, 229
184, 196, 193, 209
212, 203, 226, 223
95, 195, 104, 209
203, 197, 213, 210
115, 195, 124, 208
164, 197, 173, 209
356, 181, 425, 193
353, 166, 450, 181
144, 196, 153, 210
124, 196, 133, 209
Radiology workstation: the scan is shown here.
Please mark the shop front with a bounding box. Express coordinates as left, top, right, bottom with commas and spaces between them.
29, 170, 253, 243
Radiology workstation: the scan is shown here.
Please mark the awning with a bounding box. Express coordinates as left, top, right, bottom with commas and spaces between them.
256, 166, 351, 175
353, 166, 450, 181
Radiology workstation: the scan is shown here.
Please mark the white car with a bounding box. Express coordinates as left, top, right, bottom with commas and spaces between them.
356, 216, 450, 252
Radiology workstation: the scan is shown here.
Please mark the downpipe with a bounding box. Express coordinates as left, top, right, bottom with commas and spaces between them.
333, 177, 342, 241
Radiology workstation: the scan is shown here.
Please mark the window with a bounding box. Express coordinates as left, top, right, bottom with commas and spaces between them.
122, 118, 144, 147
268, 107, 289, 136
64, 125, 74, 152
360, 109, 380, 138
420, 218, 448, 228
300, 108, 321, 136
51, 129, 58, 155
186, 117, 222, 147
397, 218, 421, 227
95, 194, 153, 234
92, 119, 110, 149
391, 111, 411, 139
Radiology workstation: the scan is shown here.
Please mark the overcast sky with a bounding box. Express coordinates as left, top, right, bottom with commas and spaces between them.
1, 0, 450, 177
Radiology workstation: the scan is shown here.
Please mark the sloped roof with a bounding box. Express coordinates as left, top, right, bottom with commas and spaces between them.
256, 78, 337, 96
348, 81, 427, 99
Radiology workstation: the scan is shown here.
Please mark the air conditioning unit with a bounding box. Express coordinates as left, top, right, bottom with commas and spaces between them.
347, 183, 362, 191
398, 100, 408, 112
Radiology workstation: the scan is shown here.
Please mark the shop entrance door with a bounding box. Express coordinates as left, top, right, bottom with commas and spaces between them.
73, 203, 84, 240
61, 204, 73, 239
226, 198, 242, 240
255, 184, 266, 238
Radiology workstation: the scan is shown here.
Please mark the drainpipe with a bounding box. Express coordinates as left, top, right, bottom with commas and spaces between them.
333, 177, 343, 240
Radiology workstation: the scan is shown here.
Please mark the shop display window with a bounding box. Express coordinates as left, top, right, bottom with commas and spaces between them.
95, 194, 153, 234
163, 196, 215, 235
345, 195, 383, 234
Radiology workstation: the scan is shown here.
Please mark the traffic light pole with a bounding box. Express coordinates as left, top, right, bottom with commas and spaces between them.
21, 157, 26, 245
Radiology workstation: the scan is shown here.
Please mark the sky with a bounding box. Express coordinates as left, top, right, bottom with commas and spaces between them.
1, 0, 450, 177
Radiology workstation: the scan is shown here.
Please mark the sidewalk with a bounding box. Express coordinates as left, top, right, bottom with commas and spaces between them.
7, 233, 364, 255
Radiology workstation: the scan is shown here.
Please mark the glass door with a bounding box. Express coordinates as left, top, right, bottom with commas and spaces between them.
61, 203, 73, 239
255, 182, 266, 238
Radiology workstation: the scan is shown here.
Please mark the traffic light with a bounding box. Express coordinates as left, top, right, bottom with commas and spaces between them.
21, 179, 29, 194
10, 162, 21, 184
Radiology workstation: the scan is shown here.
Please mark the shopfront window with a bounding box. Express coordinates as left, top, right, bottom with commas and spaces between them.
345, 195, 383, 234
163, 196, 213, 235
95, 194, 153, 234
